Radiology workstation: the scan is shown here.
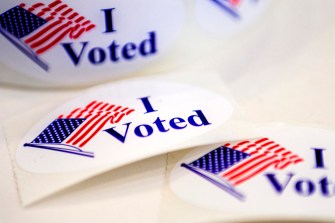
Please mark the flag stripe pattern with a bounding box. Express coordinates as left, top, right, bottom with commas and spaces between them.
0, 0, 95, 55
21, 0, 95, 54
221, 138, 303, 185
29, 100, 134, 149
187, 138, 303, 186
58, 100, 135, 148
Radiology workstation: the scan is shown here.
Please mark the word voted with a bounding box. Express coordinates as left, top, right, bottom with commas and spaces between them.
266, 148, 334, 198
61, 8, 157, 66
104, 96, 212, 143
62, 32, 156, 66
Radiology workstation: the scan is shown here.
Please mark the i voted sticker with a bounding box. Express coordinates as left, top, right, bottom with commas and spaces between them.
195, 0, 268, 36
0, 0, 185, 85
17, 78, 233, 173
169, 125, 335, 219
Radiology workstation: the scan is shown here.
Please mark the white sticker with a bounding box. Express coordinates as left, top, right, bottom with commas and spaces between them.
195, 0, 267, 36
170, 125, 335, 219
0, 0, 185, 85
17, 79, 233, 173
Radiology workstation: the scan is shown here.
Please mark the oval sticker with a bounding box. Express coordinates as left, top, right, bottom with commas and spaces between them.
169, 125, 335, 219
0, 0, 185, 85
17, 79, 234, 173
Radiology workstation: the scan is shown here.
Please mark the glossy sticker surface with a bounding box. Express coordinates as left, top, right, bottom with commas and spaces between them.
17, 78, 233, 173
170, 125, 335, 219
0, 0, 185, 85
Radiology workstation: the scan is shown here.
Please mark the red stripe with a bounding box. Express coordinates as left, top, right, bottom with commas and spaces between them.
92, 102, 103, 110
288, 154, 299, 160
83, 113, 94, 119
30, 21, 72, 48
66, 105, 116, 143
58, 101, 134, 148
294, 158, 304, 164
260, 141, 274, 147
217, 138, 304, 185
276, 160, 292, 170
254, 138, 269, 144
247, 144, 265, 155
66, 108, 81, 118
49, 0, 62, 8
32, 1, 61, 17
68, 12, 78, 19
72, 113, 111, 145
78, 116, 112, 147
82, 20, 90, 26
45, 16, 55, 21
79, 109, 112, 118
32, 3, 44, 8
75, 16, 84, 23
274, 148, 285, 154
111, 112, 120, 121
36, 26, 72, 54
99, 103, 109, 110
37, 8, 51, 17
25, 3, 44, 12
126, 109, 135, 115
227, 156, 278, 182
223, 153, 266, 177
70, 28, 85, 39
86, 101, 98, 109
282, 151, 292, 156
106, 104, 115, 111
232, 140, 250, 149
267, 144, 279, 151
121, 107, 129, 112
24, 20, 62, 44
113, 113, 125, 124
254, 141, 275, 153
75, 109, 90, 118
241, 143, 256, 152
55, 4, 68, 12
113, 106, 122, 112
74, 101, 98, 118
233, 160, 279, 185
85, 24, 95, 31
61, 8, 73, 16
66, 113, 101, 144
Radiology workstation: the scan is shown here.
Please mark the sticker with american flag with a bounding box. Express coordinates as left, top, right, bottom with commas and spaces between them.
0, 0, 95, 71
181, 138, 304, 200
24, 100, 135, 158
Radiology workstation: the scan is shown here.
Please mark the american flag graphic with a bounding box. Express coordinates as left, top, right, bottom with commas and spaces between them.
210, 0, 257, 19
181, 138, 303, 200
0, 0, 95, 71
24, 101, 135, 158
